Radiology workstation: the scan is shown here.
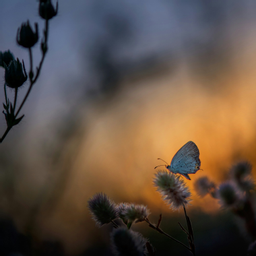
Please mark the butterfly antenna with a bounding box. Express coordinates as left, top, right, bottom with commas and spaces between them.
154, 164, 166, 169
157, 158, 169, 165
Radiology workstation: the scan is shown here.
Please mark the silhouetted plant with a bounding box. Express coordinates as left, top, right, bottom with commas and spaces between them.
88, 171, 197, 256
194, 161, 256, 254
0, 0, 58, 143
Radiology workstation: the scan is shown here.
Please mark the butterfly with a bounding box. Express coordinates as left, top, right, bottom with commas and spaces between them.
154, 141, 201, 180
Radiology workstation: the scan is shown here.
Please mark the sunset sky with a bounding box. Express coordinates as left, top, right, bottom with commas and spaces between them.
1, 1, 256, 254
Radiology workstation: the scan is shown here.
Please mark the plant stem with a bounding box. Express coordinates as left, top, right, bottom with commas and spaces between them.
15, 19, 49, 118
144, 217, 191, 251
0, 20, 50, 144
4, 83, 8, 105
0, 127, 11, 143
111, 220, 118, 228
0, 84, 11, 142
13, 88, 18, 111
182, 204, 196, 256
29, 47, 33, 82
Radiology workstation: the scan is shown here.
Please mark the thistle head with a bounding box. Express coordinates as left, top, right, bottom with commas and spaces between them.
4, 58, 27, 88
88, 193, 117, 226
0, 50, 15, 68
16, 21, 39, 48
154, 170, 191, 210
39, 0, 58, 20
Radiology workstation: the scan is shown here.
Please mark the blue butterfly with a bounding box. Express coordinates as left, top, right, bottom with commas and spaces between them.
155, 141, 201, 180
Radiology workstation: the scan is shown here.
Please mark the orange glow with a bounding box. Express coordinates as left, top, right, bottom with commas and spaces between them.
32, 62, 256, 252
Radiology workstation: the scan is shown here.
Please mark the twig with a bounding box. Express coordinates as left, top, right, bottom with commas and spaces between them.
4, 83, 8, 105
28, 47, 33, 82
156, 213, 162, 228
0, 127, 11, 143
111, 220, 118, 228
178, 222, 189, 235
13, 88, 18, 111
182, 204, 196, 256
144, 216, 191, 251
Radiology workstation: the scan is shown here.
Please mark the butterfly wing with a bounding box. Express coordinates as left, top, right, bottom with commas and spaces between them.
169, 141, 201, 180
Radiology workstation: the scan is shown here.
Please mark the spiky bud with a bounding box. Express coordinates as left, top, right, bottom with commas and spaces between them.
4, 58, 27, 88
88, 193, 117, 226
0, 50, 15, 68
17, 21, 39, 48
39, 0, 58, 20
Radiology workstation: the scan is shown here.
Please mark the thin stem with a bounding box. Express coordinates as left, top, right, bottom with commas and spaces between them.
144, 217, 191, 251
45, 19, 49, 43
0, 127, 11, 143
182, 204, 196, 256
111, 220, 118, 228
156, 213, 162, 228
15, 81, 33, 118
29, 47, 33, 82
4, 83, 8, 105
183, 204, 187, 216
13, 88, 18, 111
178, 222, 189, 235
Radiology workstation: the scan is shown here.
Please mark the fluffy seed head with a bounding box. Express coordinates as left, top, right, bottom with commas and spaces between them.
194, 176, 216, 197
217, 182, 241, 207
230, 162, 254, 192
111, 227, 147, 256
154, 170, 191, 210
230, 161, 252, 180
116, 203, 128, 224
88, 193, 117, 226
117, 203, 150, 224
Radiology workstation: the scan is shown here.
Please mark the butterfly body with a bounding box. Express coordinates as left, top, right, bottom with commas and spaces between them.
156, 141, 201, 180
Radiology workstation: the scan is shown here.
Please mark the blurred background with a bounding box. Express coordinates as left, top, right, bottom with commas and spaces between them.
1, 0, 256, 255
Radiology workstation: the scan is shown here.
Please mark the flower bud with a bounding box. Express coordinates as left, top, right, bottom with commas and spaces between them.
0, 50, 15, 68
4, 58, 27, 89
39, 0, 58, 20
17, 21, 39, 48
